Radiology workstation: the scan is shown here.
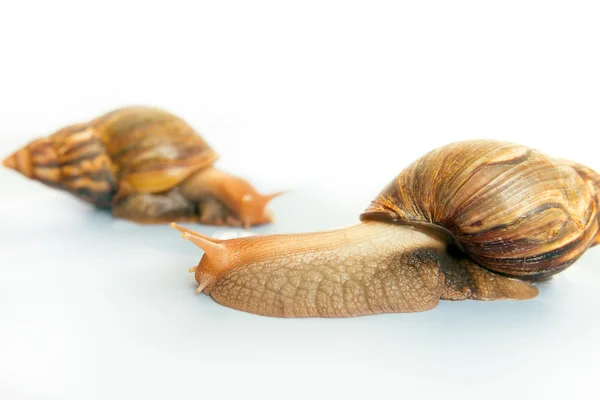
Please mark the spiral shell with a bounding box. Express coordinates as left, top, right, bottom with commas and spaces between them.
91, 107, 218, 194
3, 106, 218, 207
361, 140, 599, 279
3, 122, 118, 207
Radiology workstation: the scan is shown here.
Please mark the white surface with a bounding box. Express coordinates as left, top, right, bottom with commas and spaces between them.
0, 184, 599, 400
2, 1, 600, 399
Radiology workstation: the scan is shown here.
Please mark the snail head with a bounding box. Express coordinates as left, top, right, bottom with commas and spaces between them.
238, 191, 285, 229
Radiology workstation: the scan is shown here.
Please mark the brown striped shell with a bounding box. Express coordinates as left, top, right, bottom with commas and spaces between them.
91, 107, 218, 195
361, 140, 600, 279
2, 106, 217, 208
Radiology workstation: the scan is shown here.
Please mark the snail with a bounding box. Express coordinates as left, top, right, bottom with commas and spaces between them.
172, 140, 600, 318
2, 106, 282, 227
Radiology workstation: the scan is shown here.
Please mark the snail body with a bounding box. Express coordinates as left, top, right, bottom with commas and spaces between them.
3, 106, 281, 227
173, 140, 599, 317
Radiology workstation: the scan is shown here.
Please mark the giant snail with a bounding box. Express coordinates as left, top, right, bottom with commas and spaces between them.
3, 106, 283, 227
172, 140, 600, 317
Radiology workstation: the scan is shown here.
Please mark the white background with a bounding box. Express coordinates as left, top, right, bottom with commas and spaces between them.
1, 1, 599, 399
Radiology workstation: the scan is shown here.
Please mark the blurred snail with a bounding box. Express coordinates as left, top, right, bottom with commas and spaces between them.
172, 140, 599, 317
2, 106, 282, 227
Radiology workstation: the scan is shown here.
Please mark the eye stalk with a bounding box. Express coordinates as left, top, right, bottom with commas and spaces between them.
170, 222, 233, 294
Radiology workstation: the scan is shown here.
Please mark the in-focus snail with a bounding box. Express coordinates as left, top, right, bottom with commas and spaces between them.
2, 106, 282, 227
173, 140, 599, 317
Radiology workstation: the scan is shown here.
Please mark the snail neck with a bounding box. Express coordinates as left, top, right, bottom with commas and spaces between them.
180, 167, 245, 210
194, 221, 448, 290
228, 221, 450, 266
179, 167, 276, 227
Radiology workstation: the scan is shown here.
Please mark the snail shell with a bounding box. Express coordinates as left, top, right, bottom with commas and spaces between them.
173, 140, 599, 317
3, 106, 281, 227
361, 140, 599, 279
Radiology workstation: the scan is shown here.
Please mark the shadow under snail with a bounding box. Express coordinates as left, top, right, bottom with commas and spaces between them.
172, 140, 600, 318
2, 106, 282, 227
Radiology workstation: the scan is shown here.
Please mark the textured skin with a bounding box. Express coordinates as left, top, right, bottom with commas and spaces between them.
187, 222, 538, 318
208, 247, 443, 317
362, 140, 600, 279
439, 252, 539, 300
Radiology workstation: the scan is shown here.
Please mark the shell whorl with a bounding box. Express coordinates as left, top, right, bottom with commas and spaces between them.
91, 106, 218, 193
559, 159, 600, 246
3, 123, 117, 208
361, 140, 599, 279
